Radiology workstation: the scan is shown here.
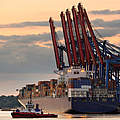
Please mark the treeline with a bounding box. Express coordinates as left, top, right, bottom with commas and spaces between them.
0, 95, 21, 109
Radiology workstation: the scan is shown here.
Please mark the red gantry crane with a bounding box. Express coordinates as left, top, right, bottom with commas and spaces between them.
49, 3, 120, 94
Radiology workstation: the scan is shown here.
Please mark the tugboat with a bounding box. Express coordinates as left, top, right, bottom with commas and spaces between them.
11, 92, 58, 118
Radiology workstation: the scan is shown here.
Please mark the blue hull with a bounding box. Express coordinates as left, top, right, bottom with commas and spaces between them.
72, 98, 118, 113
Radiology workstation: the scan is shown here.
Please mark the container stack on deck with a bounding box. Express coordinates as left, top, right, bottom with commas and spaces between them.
19, 79, 67, 99
38, 81, 50, 97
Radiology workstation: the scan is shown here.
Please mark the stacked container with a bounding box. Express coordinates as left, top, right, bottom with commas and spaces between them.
68, 77, 91, 97
108, 80, 116, 90
38, 81, 50, 97
56, 81, 66, 97
50, 79, 57, 97
26, 84, 36, 98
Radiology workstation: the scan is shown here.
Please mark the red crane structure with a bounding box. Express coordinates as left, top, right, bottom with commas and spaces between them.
66, 9, 78, 65
78, 3, 96, 65
49, 3, 120, 91
72, 6, 84, 66
49, 18, 61, 70
60, 12, 73, 66
83, 8, 103, 65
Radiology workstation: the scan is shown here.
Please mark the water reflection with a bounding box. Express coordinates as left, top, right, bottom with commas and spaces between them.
60, 113, 120, 119
0, 111, 120, 120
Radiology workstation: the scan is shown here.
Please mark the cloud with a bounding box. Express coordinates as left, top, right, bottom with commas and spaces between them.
0, 42, 55, 74
90, 9, 120, 15
0, 21, 61, 28
91, 19, 120, 37
0, 30, 63, 45
34, 41, 52, 48
92, 19, 120, 28
0, 30, 63, 74
94, 28, 120, 37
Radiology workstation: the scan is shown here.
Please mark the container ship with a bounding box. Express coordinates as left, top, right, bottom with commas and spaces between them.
18, 3, 120, 113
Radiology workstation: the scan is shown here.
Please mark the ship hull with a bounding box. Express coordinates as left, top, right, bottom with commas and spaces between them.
19, 97, 118, 114
72, 98, 118, 113
19, 97, 71, 113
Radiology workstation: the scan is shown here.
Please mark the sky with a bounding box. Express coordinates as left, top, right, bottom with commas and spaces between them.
0, 0, 120, 95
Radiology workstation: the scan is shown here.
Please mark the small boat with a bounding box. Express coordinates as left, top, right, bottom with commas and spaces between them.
11, 111, 58, 118
11, 93, 58, 118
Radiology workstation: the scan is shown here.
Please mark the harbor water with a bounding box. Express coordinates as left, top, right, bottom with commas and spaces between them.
0, 111, 120, 120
